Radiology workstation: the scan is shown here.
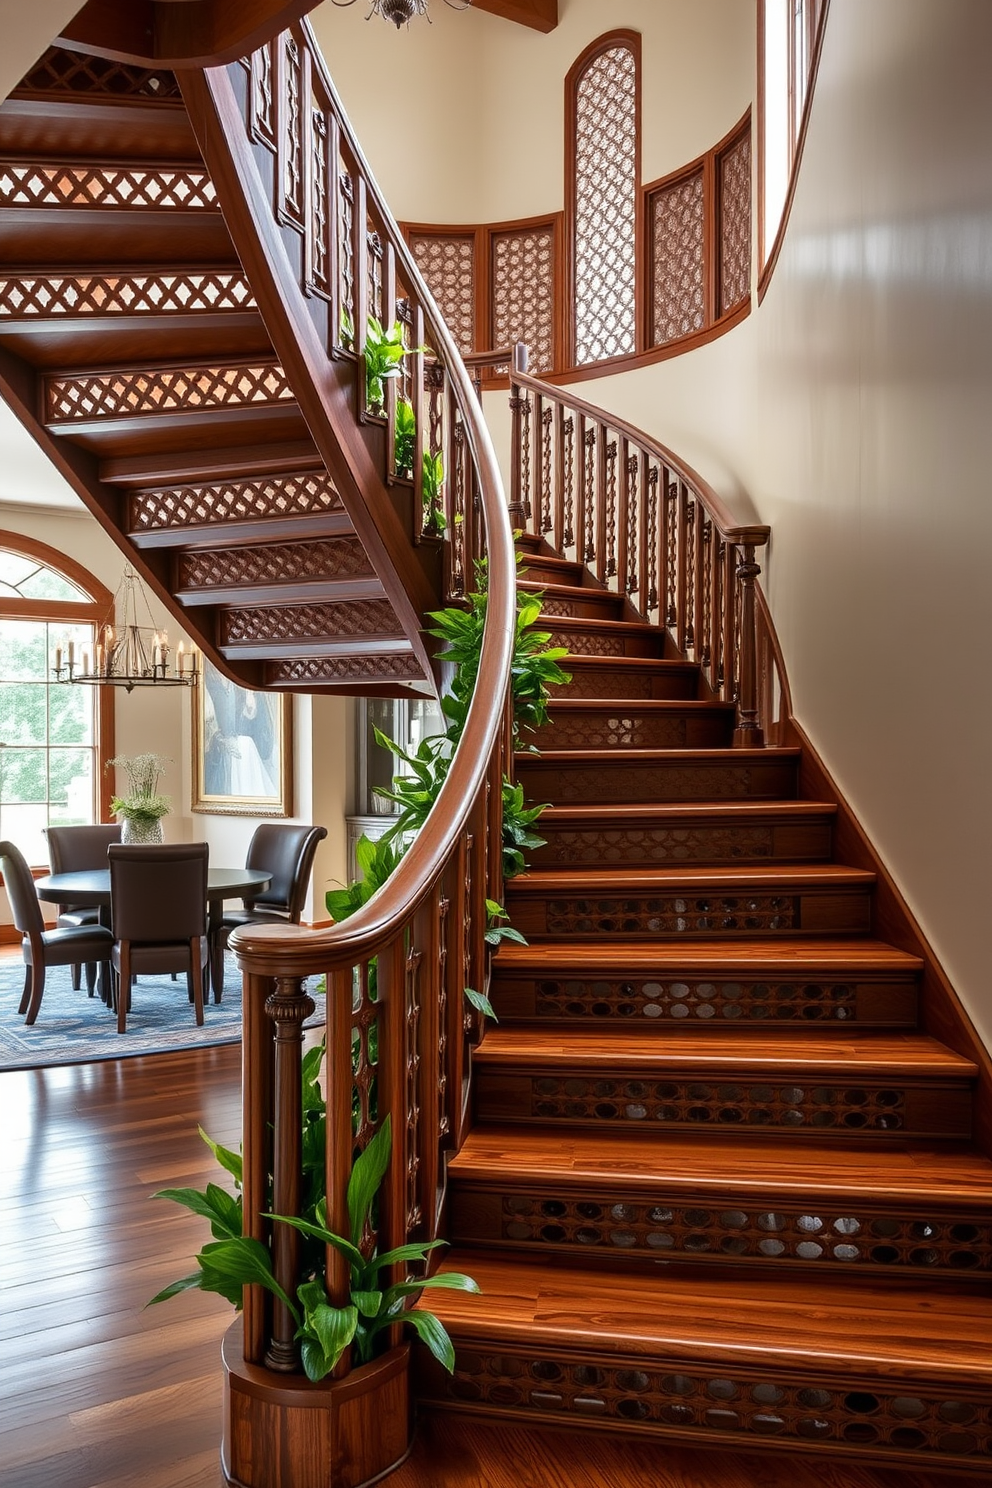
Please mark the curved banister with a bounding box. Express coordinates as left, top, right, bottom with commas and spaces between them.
510, 365, 769, 547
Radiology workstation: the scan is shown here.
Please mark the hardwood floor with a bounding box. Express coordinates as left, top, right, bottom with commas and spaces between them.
0, 1044, 983, 1488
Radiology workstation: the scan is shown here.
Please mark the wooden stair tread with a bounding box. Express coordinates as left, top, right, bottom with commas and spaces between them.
450, 1127, 992, 1206
544, 699, 735, 714
539, 802, 837, 823
509, 864, 876, 891
473, 1029, 976, 1077
563, 655, 697, 672
425, 1253, 992, 1384
493, 938, 924, 974
520, 747, 801, 762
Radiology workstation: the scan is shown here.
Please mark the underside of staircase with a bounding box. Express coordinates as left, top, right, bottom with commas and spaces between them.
416, 534, 992, 1475
0, 46, 438, 697
2, 29, 990, 1487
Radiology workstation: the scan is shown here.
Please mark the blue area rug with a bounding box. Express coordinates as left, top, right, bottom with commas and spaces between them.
0, 956, 251, 1070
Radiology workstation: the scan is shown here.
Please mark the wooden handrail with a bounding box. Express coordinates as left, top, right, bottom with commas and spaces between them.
182, 20, 516, 1394
501, 356, 777, 746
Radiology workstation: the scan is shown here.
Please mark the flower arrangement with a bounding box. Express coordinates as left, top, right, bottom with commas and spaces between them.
108, 753, 172, 829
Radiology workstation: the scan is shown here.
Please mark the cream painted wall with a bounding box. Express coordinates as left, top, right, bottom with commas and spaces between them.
489, 0, 992, 1050
311, 0, 752, 223
0, 0, 87, 102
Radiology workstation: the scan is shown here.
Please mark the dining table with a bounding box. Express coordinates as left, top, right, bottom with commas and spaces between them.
35, 865, 272, 1003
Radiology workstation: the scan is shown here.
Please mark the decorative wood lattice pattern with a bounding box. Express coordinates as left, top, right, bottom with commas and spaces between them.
573, 45, 638, 364
178, 538, 373, 591
492, 228, 556, 375
518, 1077, 907, 1132
351, 964, 379, 1152
14, 47, 181, 101
222, 598, 399, 644
530, 975, 860, 1022
0, 272, 254, 317
442, 1349, 992, 1462
650, 170, 705, 346
267, 654, 424, 684
527, 765, 764, 803
542, 894, 797, 935
0, 165, 217, 211
540, 824, 775, 864
408, 234, 476, 354
719, 131, 751, 314
130, 472, 342, 532
498, 1196, 992, 1274
46, 362, 293, 423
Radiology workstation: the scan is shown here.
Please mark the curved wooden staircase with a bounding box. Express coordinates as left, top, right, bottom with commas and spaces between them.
2, 20, 990, 1486
416, 529, 992, 1472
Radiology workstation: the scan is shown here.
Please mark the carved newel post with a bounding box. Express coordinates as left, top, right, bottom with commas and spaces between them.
733, 542, 765, 748
264, 974, 315, 1372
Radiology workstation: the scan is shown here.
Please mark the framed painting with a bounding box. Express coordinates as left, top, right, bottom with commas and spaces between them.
191, 660, 293, 817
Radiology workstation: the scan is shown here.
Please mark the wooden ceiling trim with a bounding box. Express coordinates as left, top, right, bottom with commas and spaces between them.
471, 0, 558, 33
56, 0, 324, 69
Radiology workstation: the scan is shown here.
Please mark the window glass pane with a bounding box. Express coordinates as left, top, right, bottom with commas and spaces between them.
0, 682, 47, 745
0, 549, 88, 601
1, 747, 47, 803
49, 749, 93, 820
50, 683, 90, 746
1, 804, 49, 867
0, 619, 47, 680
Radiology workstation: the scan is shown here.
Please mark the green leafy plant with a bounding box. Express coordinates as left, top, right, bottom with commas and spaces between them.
500, 780, 548, 879
326, 831, 407, 923
340, 305, 355, 351
363, 316, 410, 409
394, 397, 415, 476
150, 1113, 478, 1382
421, 450, 446, 535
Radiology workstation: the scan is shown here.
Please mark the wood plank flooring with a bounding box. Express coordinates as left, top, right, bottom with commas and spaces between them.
0, 1042, 985, 1487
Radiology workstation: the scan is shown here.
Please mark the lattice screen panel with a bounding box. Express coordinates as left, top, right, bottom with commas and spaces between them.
650, 170, 705, 346
492, 228, 556, 374
408, 234, 476, 354
719, 131, 752, 314
15, 47, 181, 101
573, 45, 638, 365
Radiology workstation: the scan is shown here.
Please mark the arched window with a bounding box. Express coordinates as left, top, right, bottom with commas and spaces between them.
0, 533, 114, 864
567, 31, 641, 366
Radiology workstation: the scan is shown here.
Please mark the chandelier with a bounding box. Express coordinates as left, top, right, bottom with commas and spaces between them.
51, 565, 198, 691
331, 0, 471, 28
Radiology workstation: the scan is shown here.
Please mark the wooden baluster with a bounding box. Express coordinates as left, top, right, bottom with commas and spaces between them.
508, 381, 527, 531
712, 534, 725, 693
352, 169, 368, 412
534, 394, 546, 537
691, 497, 705, 663
617, 437, 630, 599
324, 964, 354, 1376
723, 540, 738, 707
575, 416, 589, 562
374, 937, 408, 1351
414, 892, 441, 1239
443, 841, 468, 1149
410, 304, 426, 531
264, 972, 316, 1373
594, 427, 608, 581
676, 482, 690, 653
733, 542, 765, 747
241, 970, 275, 1365
326, 115, 341, 344
638, 454, 651, 617
384, 241, 398, 473
554, 403, 567, 554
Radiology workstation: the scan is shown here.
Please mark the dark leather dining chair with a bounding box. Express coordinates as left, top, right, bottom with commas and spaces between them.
0, 839, 114, 1025
45, 824, 121, 996
208, 823, 326, 1001
108, 842, 209, 1035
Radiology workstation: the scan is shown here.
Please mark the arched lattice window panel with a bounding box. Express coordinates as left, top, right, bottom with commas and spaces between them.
569, 35, 640, 366
718, 128, 752, 315
649, 169, 705, 347
491, 224, 557, 375
407, 232, 476, 355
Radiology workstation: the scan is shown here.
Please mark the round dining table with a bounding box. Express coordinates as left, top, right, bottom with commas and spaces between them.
35, 866, 272, 1003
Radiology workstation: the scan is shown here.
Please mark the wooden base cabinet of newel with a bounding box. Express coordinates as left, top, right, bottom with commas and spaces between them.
221, 1320, 412, 1488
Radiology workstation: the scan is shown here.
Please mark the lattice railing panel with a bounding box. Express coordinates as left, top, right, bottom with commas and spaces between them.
130, 472, 342, 532
267, 654, 424, 685
13, 47, 181, 101
0, 272, 254, 318
573, 45, 638, 365
719, 131, 752, 314
650, 170, 705, 346
408, 234, 476, 354
178, 538, 374, 592
222, 598, 399, 645
0, 165, 217, 211
46, 362, 293, 422
492, 228, 556, 375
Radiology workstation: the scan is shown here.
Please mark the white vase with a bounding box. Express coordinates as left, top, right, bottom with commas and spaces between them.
120, 815, 165, 845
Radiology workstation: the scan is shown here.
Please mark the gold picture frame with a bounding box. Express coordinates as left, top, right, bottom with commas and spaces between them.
191, 660, 293, 817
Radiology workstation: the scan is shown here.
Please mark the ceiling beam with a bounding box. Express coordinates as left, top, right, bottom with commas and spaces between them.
471, 0, 558, 34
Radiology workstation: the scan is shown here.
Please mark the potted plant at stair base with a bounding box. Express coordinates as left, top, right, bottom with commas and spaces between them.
108, 752, 171, 843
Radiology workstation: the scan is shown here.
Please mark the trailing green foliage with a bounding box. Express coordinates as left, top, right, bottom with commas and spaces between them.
422, 450, 445, 534
394, 397, 415, 476
150, 1113, 477, 1382
363, 316, 410, 408
325, 832, 406, 923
